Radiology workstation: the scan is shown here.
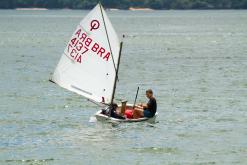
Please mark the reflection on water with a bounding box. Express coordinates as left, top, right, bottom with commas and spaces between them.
0, 10, 247, 164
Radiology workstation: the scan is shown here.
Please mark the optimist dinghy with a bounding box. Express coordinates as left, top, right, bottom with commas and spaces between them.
95, 103, 158, 123
50, 3, 157, 122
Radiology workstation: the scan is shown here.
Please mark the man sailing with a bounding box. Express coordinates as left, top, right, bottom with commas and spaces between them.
133, 89, 157, 119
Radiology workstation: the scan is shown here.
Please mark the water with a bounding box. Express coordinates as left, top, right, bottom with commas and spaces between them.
0, 9, 247, 164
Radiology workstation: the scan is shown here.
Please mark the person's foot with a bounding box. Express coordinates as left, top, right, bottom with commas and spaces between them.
121, 100, 128, 103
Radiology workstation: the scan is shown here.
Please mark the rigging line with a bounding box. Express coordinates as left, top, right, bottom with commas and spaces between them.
99, 3, 117, 73
111, 42, 123, 104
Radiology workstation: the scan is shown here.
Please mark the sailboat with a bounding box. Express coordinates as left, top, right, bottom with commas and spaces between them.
50, 3, 157, 122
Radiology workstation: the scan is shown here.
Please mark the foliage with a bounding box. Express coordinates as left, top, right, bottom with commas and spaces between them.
0, 0, 247, 9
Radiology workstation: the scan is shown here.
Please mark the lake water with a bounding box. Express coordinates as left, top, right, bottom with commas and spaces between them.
0, 9, 247, 165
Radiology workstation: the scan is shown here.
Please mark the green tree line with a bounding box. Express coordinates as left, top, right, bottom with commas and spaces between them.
1, 0, 247, 9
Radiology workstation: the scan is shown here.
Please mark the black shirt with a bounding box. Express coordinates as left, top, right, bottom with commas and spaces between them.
145, 97, 157, 116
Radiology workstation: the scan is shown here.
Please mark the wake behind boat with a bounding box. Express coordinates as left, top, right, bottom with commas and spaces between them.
50, 3, 157, 123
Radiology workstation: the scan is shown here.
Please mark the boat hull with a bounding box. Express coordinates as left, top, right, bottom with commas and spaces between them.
95, 104, 157, 123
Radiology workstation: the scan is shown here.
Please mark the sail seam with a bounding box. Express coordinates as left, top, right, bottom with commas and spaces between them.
71, 85, 92, 95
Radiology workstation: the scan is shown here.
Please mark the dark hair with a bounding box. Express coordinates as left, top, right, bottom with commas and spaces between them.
146, 89, 153, 94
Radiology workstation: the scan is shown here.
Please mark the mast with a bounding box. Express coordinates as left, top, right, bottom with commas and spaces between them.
111, 42, 123, 104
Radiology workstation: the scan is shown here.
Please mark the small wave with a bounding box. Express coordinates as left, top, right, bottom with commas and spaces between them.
5, 158, 54, 163
131, 147, 179, 154
215, 118, 238, 122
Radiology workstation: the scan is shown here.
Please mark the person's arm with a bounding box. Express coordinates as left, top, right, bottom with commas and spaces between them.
135, 103, 146, 109
141, 103, 148, 108
135, 103, 142, 108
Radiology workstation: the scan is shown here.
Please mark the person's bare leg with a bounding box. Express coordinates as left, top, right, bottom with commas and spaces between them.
120, 101, 127, 116
133, 109, 139, 119
116, 107, 121, 115
133, 108, 144, 119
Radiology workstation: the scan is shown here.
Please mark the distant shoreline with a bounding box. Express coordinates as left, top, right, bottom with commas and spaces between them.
11, 7, 247, 11
1, 0, 246, 10
14, 7, 153, 11
15, 8, 48, 11
129, 7, 153, 11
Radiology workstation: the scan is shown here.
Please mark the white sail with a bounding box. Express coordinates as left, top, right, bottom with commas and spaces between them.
51, 4, 120, 104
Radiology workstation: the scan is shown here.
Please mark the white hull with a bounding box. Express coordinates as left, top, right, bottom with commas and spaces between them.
95, 104, 158, 123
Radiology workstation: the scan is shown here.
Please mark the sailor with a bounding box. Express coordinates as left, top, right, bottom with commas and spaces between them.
133, 89, 157, 119
109, 103, 125, 119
